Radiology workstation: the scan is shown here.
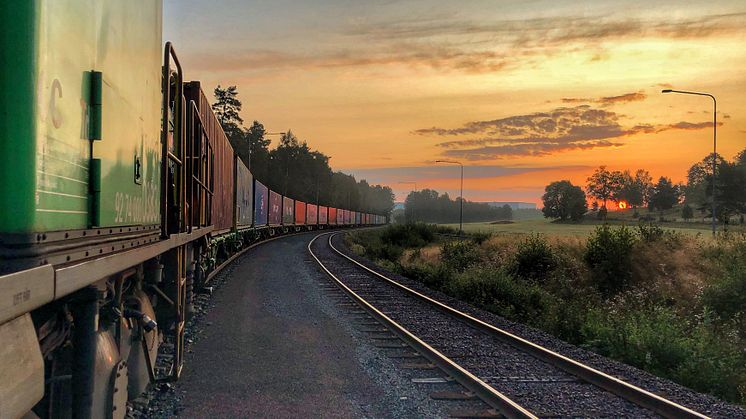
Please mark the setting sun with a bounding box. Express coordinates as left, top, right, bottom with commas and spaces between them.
618, 201, 628, 210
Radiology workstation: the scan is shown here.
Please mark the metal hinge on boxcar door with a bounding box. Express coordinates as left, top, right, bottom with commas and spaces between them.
88, 71, 102, 227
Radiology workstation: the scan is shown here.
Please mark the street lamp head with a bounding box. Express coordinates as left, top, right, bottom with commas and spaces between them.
661, 89, 673, 93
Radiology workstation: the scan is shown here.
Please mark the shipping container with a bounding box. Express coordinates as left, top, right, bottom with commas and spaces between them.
254, 180, 268, 226
0, 2, 163, 233
355, 211, 361, 225
306, 204, 318, 225
337, 209, 344, 225
295, 201, 306, 225
269, 190, 282, 225
282, 197, 294, 225
318, 206, 328, 224
185, 82, 235, 234
328, 208, 338, 225
235, 158, 253, 227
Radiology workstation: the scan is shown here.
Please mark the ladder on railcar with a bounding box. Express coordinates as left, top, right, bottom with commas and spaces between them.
159, 42, 214, 381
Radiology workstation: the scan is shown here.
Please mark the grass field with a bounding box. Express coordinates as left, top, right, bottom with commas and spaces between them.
439, 217, 743, 237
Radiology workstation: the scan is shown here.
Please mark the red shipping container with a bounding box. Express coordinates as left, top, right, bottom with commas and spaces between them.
295, 201, 306, 225
328, 208, 337, 225
306, 204, 318, 225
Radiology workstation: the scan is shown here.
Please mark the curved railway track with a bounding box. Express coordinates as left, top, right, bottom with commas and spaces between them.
308, 232, 710, 419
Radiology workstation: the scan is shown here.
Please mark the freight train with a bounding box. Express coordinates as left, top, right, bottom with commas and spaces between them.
0, 3, 387, 418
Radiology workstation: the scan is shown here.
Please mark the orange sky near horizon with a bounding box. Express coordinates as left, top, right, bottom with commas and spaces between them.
165, 1, 746, 204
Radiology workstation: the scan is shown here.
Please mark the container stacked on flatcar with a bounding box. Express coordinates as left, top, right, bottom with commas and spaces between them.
282, 197, 294, 225
185, 82, 235, 234
307, 204, 318, 225
269, 190, 282, 225
295, 201, 307, 225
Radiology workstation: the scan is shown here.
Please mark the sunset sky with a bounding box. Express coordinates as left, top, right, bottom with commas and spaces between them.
164, 1, 746, 203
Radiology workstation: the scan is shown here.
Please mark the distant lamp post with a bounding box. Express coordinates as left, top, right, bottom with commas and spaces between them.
398, 181, 417, 223
435, 160, 464, 235
662, 89, 717, 236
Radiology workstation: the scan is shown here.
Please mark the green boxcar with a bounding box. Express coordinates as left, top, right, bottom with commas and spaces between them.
0, 1, 163, 234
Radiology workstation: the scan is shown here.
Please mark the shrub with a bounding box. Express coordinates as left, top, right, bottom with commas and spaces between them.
636, 222, 664, 242
441, 240, 480, 273
701, 239, 746, 337
582, 306, 746, 404
399, 262, 452, 290
581, 306, 690, 376
510, 234, 556, 282
380, 223, 437, 248
470, 231, 491, 245
447, 268, 553, 325
584, 225, 637, 296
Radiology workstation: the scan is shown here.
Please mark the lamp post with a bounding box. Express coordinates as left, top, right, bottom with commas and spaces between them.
398, 181, 417, 223
662, 89, 717, 236
435, 160, 464, 235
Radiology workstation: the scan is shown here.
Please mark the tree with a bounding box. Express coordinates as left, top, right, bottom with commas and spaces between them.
212, 85, 244, 140
681, 204, 694, 222
684, 152, 725, 210
648, 177, 680, 212
586, 166, 622, 213
542, 180, 588, 221
403, 189, 510, 223
244, 121, 271, 181
612, 169, 654, 208
713, 161, 746, 223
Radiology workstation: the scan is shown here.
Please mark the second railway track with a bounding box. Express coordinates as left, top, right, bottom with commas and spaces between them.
308, 232, 710, 419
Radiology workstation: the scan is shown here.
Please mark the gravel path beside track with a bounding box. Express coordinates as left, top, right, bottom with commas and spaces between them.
135, 232, 492, 418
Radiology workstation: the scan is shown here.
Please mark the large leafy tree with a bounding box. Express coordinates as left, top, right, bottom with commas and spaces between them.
542, 180, 587, 221
586, 166, 622, 212
648, 177, 680, 212
614, 169, 653, 208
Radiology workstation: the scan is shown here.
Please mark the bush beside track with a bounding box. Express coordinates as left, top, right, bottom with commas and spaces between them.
345, 223, 746, 406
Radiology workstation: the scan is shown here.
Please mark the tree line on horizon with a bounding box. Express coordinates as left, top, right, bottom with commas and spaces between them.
212, 85, 395, 216
541, 148, 746, 223
399, 189, 513, 224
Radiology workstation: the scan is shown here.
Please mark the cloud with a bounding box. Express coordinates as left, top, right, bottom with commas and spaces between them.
185, 44, 515, 75
442, 141, 624, 160
660, 121, 722, 130
343, 13, 746, 46
416, 105, 624, 138
415, 104, 725, 160
184, 13, 746, 76
561, 91, 647, 106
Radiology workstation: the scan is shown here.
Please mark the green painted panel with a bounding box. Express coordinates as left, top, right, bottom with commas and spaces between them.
0, 0, 162, 234
0, 2, 38, 232
92, 1, 162, 227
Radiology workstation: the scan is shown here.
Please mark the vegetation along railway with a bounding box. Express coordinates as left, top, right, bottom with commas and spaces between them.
308, 232, 731, 419
0, 3, 386, 418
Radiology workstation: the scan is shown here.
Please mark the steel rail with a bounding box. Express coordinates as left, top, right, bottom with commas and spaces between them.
325, 233, 710, 419
308, 233, 538, 419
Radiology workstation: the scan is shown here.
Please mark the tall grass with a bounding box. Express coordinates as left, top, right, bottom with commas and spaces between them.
345, 223, 746, 405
